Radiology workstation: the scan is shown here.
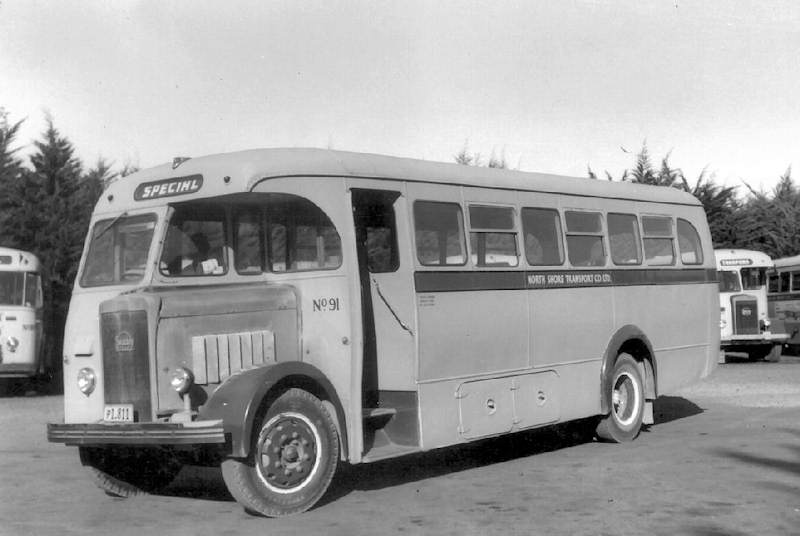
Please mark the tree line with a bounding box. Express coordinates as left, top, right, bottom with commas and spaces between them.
0, 108, 127, 372
1, 108, 798, 370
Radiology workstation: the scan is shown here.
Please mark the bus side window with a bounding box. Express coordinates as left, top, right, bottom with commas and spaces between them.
677, 218, 704, 265
608, 213, 642, 266
791, 271, 800, 292
234, 209, 264, 274
264, 195, 341, 273
768, 273, 780, 293
565, 211, 605, 267
780, 271, 790, 292
521, 207, 564, 265
413, 201, 467, 266
642, 216, 675, 266
468, 205, 518, 267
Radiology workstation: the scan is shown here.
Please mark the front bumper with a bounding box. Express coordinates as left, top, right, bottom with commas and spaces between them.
720, 332, 790, 347
47, 420, 226, 446
0, 363, 38, 378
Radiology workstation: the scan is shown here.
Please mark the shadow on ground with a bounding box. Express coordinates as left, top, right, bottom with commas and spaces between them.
653, 395, 704, 425
162, 417, 599, 506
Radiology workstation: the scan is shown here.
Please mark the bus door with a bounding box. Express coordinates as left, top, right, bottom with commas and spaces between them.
351, 188, 419, 453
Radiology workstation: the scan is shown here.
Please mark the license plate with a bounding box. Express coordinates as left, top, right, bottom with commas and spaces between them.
104, 404, 134, 423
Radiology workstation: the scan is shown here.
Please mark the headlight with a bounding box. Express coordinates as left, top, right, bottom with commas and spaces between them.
77, 367, 96, 396
6, 336, 19, 353
720, 307, 727, 329
169, 367, 194, 394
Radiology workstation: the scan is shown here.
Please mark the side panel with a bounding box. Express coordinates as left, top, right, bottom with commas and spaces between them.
412, 183, 529, 382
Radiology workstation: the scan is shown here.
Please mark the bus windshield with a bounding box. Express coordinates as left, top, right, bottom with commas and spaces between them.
718, 270, 741, 292
741, 267, 766, 290
80, 213, 157, 287
0, 272, 24, 305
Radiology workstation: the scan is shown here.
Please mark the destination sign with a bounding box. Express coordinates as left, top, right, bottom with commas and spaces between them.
134, 175, 203, 201
720, 258, 753, 266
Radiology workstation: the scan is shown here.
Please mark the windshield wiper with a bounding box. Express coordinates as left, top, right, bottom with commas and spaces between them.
94, 211, 129, 240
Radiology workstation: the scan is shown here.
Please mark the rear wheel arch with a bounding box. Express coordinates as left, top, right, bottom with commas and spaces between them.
600, 326, 657, 414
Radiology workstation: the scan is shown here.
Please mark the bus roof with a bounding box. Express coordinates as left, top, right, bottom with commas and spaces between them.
773, 254, 800, 269
97, 148, 702, 213
714, 248, 773, 268
0, 247, 41, 272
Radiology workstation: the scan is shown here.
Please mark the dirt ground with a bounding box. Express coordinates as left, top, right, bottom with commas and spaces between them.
1, 358, 799, 536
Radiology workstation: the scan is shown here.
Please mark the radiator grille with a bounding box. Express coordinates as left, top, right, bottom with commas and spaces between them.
732, 297, 759, 335
101, 310, 151, 421
192, 330, 275, 384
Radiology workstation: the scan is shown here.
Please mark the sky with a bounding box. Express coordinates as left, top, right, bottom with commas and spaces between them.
1, 0, 799, 193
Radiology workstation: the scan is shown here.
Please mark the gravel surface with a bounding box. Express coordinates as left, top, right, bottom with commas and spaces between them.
1, 357, 799, 535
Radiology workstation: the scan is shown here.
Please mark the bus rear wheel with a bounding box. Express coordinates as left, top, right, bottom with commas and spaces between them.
79, 446, 182, 497
221, 388, 339, 517
596, 353, 645, 442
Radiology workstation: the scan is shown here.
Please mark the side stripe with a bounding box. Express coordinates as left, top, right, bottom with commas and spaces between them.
414, 268, 717, 293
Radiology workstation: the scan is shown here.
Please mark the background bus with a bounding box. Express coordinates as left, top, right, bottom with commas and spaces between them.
715, 249, 786, 362
0, 247, 45, 388
767, 254, 800, 354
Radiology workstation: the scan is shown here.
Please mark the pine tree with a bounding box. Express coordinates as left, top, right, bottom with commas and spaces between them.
0, 108, 26, 245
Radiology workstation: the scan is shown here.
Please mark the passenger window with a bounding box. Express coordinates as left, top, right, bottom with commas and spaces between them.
768, 274, 780, 293
792, 271, 800, 292
235, 210, 263, 274
642, 216, 675, 266
160, 205, 227, 277
521, 208, 564, 266
265, 195, 341, 272
414, 201, 467, 266
468, 205, 518, 267
607, 213, 642, 266
677, 219, 704, 265
565, 211, 605, 267
780, 271, 790, 292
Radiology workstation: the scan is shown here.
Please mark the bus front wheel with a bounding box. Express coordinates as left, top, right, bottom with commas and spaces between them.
221, 388, 339, 517
596, 353, 645, 442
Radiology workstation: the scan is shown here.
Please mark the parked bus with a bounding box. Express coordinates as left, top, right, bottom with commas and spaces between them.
48, 148, 719, 516
767, 254, 800, 353
715, 249, 787, 362
0, 247, 45, 383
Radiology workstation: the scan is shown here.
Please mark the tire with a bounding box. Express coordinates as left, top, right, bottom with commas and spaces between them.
766, 344, 783, 363
746, 345, 773, 362
221, 388, 339, 517
79, 446, 182, 497
596, 353, 645, 443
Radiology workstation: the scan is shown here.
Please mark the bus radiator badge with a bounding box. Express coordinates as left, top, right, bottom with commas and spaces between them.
115, 332, 134, 353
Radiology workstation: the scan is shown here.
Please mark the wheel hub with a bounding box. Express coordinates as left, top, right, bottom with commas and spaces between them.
612, 372, 638, 426
257, 415, 317, 490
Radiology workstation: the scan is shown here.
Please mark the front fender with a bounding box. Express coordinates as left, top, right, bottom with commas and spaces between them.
200, 361, 346, 458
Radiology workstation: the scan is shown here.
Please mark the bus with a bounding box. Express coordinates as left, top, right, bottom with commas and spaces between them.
715, 249, 787, 362
0, 247, 45, 384
767, 254, 800, 353
47, 148, 719, 516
